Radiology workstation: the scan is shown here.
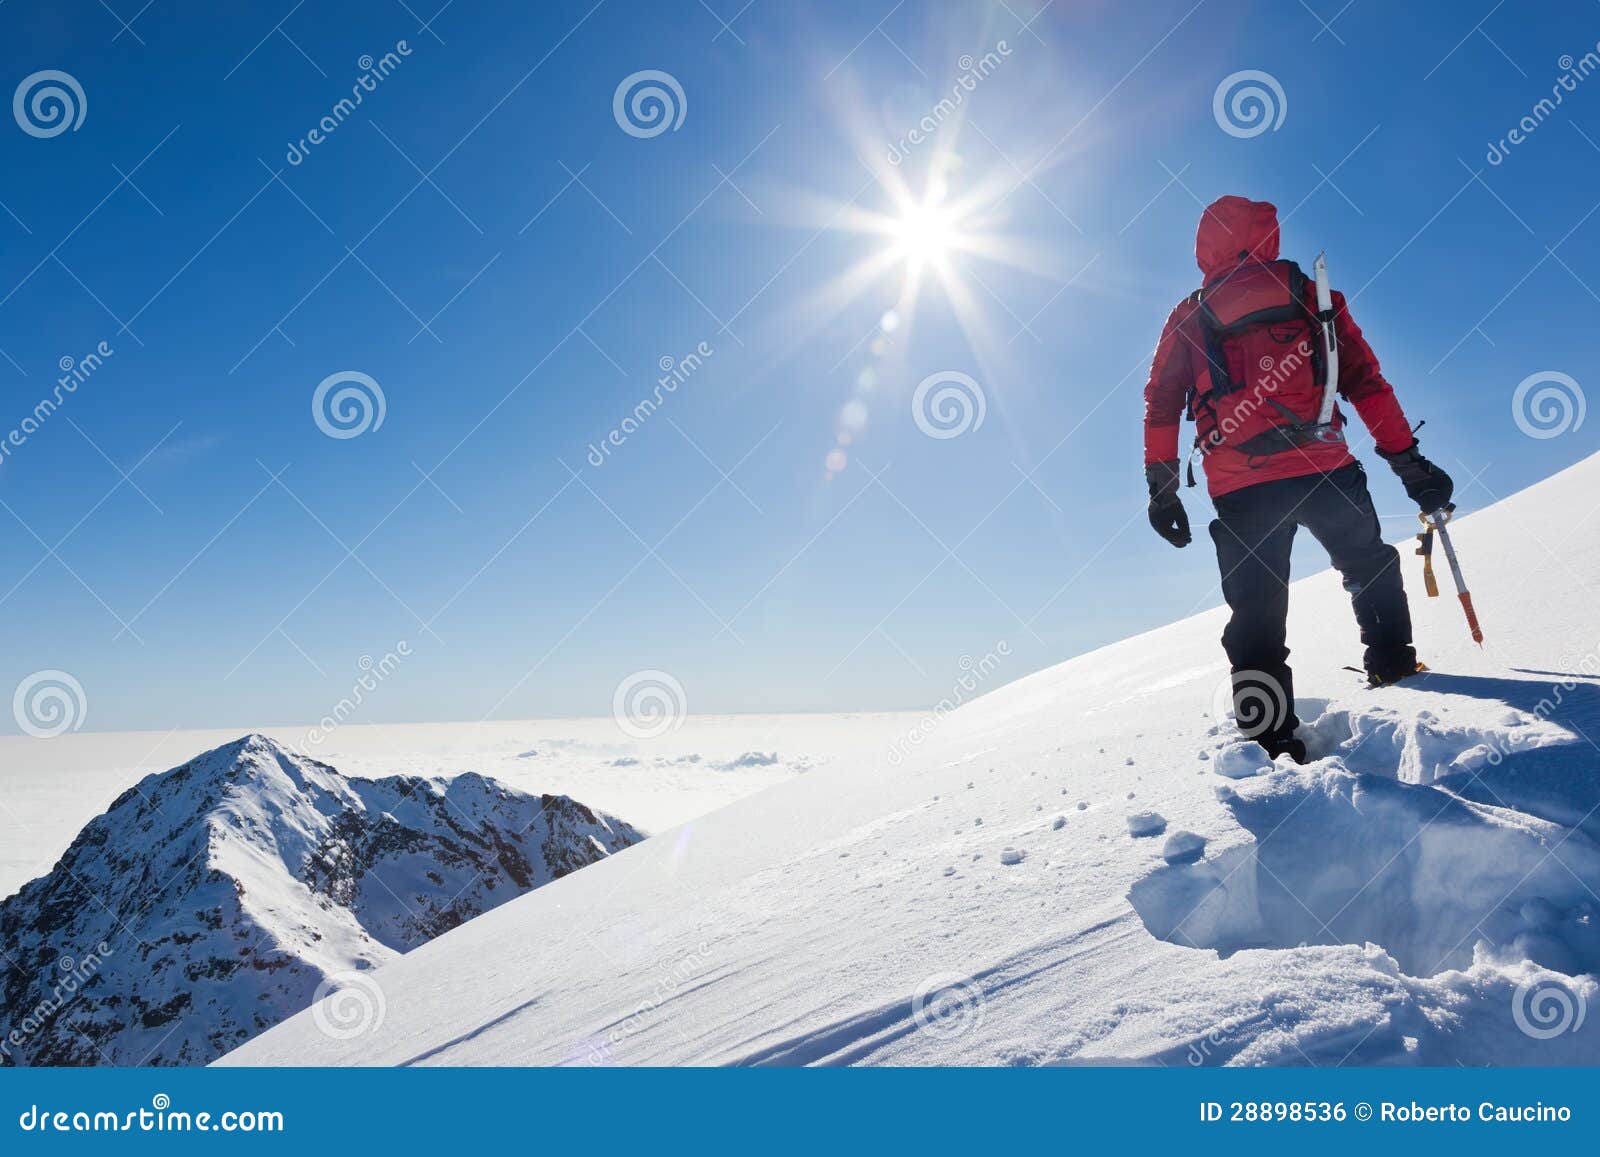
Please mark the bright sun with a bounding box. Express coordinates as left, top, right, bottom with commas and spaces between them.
888, 202, 958, 267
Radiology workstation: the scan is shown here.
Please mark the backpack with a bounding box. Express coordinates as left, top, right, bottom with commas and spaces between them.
1184, 259, 1337, 474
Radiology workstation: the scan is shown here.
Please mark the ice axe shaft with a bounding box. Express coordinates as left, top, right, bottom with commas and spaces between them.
1423, 508, 1484, 645
1456, 590, 1485, 644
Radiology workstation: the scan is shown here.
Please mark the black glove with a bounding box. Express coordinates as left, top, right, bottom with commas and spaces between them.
1145, 460, 1191, 548
1378, 440, 1454, 513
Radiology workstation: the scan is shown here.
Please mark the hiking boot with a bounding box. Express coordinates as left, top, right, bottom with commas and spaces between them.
1259, 734, 1308, 764
1367, 660, 1428, 688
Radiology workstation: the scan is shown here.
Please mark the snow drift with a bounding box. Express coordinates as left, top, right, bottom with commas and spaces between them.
0, 735, 640, 1065
225, 451, 1600, 1066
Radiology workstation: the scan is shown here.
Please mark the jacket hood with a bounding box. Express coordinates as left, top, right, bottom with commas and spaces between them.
1196, 196, 1279, 279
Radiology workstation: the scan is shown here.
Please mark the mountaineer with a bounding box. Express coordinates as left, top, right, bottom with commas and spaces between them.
1141, 196, 1454, 761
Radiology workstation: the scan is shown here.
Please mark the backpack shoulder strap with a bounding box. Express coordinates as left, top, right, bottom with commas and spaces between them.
1177, 287, 1206, 420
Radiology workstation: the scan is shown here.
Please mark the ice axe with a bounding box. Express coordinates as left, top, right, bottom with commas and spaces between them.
1310, 252, 1344, 442
1415, 506, 1484, 645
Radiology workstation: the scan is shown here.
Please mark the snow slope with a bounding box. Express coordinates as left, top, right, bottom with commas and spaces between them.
0, 735, 639, 1065
225, 454, 1600, 1067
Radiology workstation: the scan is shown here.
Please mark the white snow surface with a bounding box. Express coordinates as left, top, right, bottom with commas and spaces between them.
215, 451, 1600, 1066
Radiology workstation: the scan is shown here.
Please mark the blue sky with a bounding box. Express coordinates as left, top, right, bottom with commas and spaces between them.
2, 0, 1598, 734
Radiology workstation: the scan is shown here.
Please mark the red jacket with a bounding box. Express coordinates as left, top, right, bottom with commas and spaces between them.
1142, 196, 1413, 497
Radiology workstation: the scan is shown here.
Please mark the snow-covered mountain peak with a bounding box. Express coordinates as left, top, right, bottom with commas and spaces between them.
0, 736, 643, 1066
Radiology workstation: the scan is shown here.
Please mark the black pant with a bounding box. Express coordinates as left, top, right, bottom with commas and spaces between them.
1209, 463, 1414, 744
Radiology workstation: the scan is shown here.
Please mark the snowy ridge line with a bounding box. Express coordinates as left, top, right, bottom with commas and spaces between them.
0, 714, 904, 901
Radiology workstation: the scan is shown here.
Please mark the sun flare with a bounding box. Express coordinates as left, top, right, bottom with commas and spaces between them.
888, 201, 960, 268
